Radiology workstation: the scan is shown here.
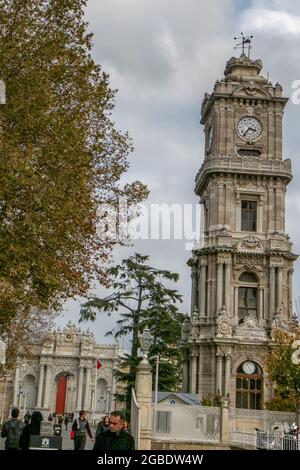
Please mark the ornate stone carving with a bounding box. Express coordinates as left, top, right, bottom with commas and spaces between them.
238, 235, 263, 252
216, 305, 232, 338
231, 345, 266, 365
190, 307, 200, 338
234, 316, 267, 340
217, 254, 232, 264
242, 316, 258, 328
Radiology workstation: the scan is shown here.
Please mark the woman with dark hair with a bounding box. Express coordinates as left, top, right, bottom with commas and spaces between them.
19, 411, 43, 450
95, 415, 110, 437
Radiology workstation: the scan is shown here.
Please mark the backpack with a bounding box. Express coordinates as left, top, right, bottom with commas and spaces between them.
5, 420, 23, 449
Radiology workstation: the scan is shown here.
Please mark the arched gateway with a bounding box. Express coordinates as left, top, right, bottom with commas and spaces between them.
8, 322, 122, 421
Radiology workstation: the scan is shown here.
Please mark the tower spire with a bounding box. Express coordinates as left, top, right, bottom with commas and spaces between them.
234, 32, 253, 58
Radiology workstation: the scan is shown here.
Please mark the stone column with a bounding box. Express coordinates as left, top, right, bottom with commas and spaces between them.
234, 286, 238, 320
199, 263, 207, 315
36, 363, 45, 408
258, 196, 263, 233
216, 353, 223, 395
76, 366, 84, 411
134, 359, 153, 450
220, 397, 230, 444
84, 367, 91, 411
224, 263, 231, 310
197, 346, 202, 396
111, 368, 116, 412
207, 280, 212, 318
236, 194, 241, 231
217, 262, 223, 311
43, 364, 52, 410
191, 268, 198, 313
269, 266, 275, 317
224, 354, 231, 396
13, 365, 20, 406
190, 350, 197, 394
277, 267, 283, 311
182, 356, 189, 392
288, 268, 294, 317
259, 288, 264, 321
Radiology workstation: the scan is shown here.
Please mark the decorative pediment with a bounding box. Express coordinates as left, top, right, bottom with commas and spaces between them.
232, 81, 272, 99
237, 235, 264, 253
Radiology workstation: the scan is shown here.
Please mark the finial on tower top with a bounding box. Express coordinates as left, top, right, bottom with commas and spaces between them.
234, 32, 253, 58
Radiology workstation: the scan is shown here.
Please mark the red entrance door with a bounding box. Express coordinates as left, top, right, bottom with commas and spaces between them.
55, 375, 67, 414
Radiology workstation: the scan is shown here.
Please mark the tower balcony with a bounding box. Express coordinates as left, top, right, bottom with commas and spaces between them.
195, 156, 292, 195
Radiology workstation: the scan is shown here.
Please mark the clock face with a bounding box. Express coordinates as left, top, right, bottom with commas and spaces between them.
242, 361, 256, 375
237, 117, 262, 142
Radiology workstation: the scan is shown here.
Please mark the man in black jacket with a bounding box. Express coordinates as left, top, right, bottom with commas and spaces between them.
1, 408, 25, 450
93, 411, 135, 451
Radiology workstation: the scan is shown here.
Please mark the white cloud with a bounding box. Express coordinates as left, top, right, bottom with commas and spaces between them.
242, 8, 300, 35
58, 0, 300, 342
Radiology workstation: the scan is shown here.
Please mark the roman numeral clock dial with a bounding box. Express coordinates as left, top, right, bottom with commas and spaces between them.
237, 117, 262, 142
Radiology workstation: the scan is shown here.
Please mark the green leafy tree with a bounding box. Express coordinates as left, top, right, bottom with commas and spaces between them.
266, 327, 300, 411
0, 1, 148, 332
80, 253, 185, 411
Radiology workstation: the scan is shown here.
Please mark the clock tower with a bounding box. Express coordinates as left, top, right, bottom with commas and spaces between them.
181, 53, 298, 409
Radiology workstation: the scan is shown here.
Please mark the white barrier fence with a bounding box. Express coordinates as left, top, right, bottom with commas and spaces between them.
151, 404, 220, 442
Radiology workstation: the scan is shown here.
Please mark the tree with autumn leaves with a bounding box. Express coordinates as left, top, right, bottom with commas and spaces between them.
265, 326, 300, 412
0, 0, 148, 367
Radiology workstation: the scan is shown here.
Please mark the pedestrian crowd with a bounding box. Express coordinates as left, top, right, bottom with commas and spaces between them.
1, 408, 135, 450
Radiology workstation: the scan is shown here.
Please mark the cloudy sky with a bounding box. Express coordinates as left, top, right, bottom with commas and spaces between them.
58, 0, 300, 346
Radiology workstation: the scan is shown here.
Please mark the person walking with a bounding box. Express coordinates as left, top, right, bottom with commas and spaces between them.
19, 410, 43, 450
1, 408, 25, 450
93, 412, 135, 451
71, 410, 93, 450
64, 415, 69, 430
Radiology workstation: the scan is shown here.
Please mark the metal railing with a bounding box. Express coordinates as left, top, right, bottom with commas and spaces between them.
232, 430, 300, 450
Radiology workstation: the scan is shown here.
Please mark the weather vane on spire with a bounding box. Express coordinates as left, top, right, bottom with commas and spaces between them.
234, 33, 253, 58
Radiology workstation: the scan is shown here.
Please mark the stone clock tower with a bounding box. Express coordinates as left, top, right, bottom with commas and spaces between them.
182, 54, 298, 409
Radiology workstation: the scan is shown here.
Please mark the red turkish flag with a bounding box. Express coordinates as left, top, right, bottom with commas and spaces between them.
96, 359, 102, 369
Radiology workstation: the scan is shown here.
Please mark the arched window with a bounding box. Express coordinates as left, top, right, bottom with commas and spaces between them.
22, 374, 37, 410
238, 272, 258, 324
236, 361, 262, 410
